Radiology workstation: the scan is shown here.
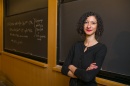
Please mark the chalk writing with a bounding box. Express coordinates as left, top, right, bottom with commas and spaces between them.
11, 39, 23, 45
34, 18, 46, 41
7, 18, 46, 44
4, 8, 48, 61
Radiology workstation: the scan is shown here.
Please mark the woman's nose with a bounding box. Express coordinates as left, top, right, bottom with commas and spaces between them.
87, 23, 91, 28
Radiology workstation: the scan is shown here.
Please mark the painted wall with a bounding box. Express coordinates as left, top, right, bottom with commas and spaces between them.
0, 0, 127, 86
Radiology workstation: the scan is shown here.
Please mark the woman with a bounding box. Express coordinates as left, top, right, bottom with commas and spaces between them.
61, 11, 107, 86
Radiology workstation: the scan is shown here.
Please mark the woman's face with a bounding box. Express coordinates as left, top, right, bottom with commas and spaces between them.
83, 16, 97, 36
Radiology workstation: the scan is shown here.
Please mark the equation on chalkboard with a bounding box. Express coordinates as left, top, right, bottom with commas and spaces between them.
4, 8, 48, 62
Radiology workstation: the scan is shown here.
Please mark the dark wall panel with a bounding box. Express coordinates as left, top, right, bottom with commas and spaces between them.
6, 0, 48, 15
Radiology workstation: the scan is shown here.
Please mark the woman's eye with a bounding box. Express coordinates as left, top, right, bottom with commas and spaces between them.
92, 22, 96, 24
84, 22, 88, 24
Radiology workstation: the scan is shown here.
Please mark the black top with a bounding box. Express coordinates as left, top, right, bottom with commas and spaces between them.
61, 41, 107, 86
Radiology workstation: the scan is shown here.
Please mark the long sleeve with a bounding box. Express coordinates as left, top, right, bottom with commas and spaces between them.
74, 44, 107, 82
61, 45, 75, 76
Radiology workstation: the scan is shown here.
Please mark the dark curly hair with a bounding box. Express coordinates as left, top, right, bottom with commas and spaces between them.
77, 11, 104, 40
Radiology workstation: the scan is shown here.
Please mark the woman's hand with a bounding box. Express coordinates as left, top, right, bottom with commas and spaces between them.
67, 65, 77, 78
68, 65, 77, 73
68, 70, 77, 78
86, 63, 98, 71
67, 63, 98, 78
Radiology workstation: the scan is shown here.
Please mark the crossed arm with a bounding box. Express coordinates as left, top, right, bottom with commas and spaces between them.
67, 63, 98, 78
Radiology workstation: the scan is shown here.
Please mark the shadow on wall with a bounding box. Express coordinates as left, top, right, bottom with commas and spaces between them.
0, 71, 15, 86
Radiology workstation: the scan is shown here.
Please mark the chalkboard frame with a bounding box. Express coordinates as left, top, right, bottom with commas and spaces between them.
4, 49, 47, 63
57, 0, 130, 85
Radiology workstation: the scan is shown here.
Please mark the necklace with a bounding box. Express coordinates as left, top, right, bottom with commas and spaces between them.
84, 42, 89, 52
84, 46, 88, 52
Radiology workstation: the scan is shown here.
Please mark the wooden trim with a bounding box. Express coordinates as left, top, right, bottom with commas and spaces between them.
96, 77, 127, 86
48, 0, 57, 67
2, 51, 48, 68
0, 0, 3, 52
52, 65, 62, 72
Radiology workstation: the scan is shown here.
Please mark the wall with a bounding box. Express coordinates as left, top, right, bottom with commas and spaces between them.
0, 0, 3, 72
0, 0, 127, 86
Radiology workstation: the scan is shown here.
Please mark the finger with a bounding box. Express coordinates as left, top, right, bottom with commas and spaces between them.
89, 66, 98, 69
92, 63, 96, 65
90, 65, 96, 67
86, 65, 98, 71
93, 66, 98, 69
86, 67, 90, 71
91, 63, 96, 65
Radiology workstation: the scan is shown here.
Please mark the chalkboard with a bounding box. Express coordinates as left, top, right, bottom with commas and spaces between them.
4, 8, 48, 63
58, 0, 130, 84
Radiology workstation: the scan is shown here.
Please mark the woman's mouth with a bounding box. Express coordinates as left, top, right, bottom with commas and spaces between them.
86, 29, 92, 32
